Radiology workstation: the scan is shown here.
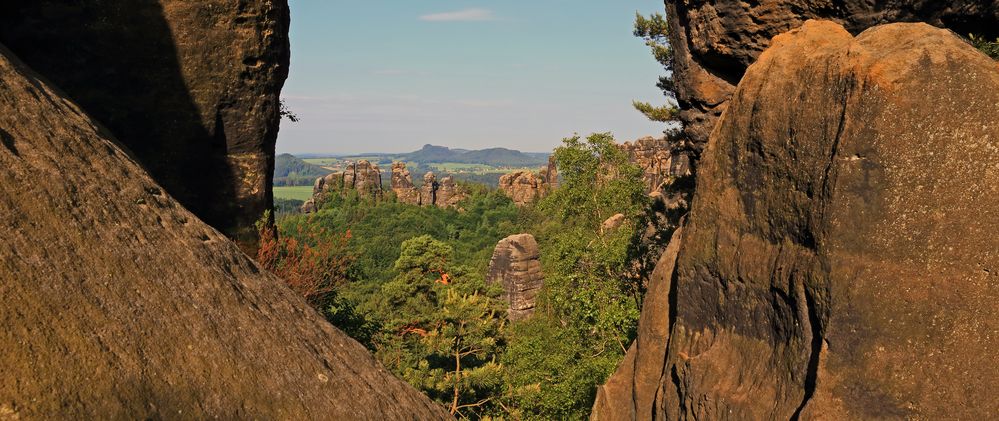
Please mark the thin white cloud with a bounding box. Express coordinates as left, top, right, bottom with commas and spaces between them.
419, 8, 496, 22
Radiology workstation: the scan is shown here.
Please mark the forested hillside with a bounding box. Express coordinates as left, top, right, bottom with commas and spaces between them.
262, 133, 669, 419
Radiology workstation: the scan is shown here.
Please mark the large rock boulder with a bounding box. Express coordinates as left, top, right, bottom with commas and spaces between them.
594, 20, 999, 420
0, 44, 449, 420
665, 0, 999, 163
0, 0, 291, 250
485, 234, 545, 321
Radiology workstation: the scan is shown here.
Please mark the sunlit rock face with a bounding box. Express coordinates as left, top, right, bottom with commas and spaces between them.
0, 43, 450, 420
593, 20, 999, 420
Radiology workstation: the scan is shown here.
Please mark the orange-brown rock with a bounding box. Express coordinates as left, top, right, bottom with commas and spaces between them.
0, 0, 293, 250
594, 20, 999, 420
485, 234, 544, 321
0, 45, 449, 420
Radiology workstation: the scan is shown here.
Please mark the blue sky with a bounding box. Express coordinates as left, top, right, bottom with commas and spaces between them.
278, 0, 667, 154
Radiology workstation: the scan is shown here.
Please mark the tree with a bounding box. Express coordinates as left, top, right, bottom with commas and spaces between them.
501, 133, 648, 419
374, 235, 507, 418
279, 98, 300, 122
632, 12, 679, 124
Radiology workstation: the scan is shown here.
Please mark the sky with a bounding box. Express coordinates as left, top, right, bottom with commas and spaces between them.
277, 0, 668, 155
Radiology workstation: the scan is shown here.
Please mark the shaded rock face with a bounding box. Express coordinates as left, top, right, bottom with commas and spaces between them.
0, 0, 291, 250
0, 45, 449, 420
594, 21, 999, 420
485, 234, 544, 321
391, 162, 420, 205
665, 0, 999, 165
302, 160, 383, 211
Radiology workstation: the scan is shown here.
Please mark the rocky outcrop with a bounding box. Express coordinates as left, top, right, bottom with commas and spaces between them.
435, 175, 468, 209
0, 0, 292, 250
618, 136, 681, 194
302, 160, 383, 211
391, 162, 421, 205
485, 234, 544, 321
0, 44, 448, 420
594, 20, 999, 420
420, 172, 438, 207
498, 162, 558, 207
665, 0, 999, 164
499, 171, 546, 206
414, 171, 468, 209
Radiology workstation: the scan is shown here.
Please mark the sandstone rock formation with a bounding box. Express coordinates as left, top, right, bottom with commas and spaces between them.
391, 162, 421, 205
593, 20, 999, 420
498, 161, 558, 207
618, 136, 680, 194
664, 0, 999, 162
0, 44, 449, 419
0, 0, 292, 250
302, 160, 383, 212
409, 171, 468, 209
420, 172, 439, 207
485, 234, 544, 321
435, 175, 468, 209
499, 171, 547, 206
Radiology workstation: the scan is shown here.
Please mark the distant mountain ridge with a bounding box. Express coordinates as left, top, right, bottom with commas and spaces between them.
290, 144, 550, 168
401, 144, 546, 167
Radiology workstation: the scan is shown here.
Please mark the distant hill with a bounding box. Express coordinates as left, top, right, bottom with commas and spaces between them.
401, 144, 547, 167
274, 153, 331, 186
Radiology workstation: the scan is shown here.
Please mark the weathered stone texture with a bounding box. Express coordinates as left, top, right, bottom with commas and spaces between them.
0, 0, 292, 250
0, 44, 449, 420
485, 234, 545, 321
595, 20, 999, 420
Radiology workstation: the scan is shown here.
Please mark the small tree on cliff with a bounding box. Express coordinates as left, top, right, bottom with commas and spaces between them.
632, 12, 679, 125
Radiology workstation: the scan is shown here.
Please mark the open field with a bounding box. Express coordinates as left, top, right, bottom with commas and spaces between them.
273, 186, 315, 201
